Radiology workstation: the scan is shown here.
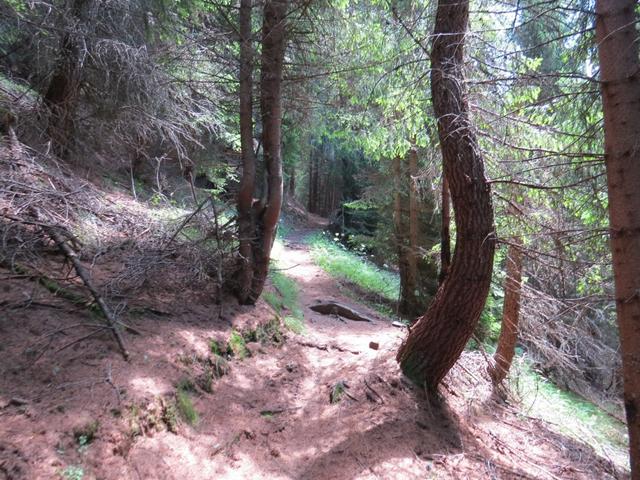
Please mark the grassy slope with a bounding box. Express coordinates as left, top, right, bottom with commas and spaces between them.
307, 232, 400, 303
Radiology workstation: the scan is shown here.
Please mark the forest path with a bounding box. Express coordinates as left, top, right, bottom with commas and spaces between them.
127, 219, 454, 480
0, 217, 621, 480
277, 219, 399, 358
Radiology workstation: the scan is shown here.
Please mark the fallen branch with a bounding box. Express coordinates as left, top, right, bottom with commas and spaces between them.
364, 378, 384, 404
163, 198, 208, 249
295, 340, 359, 355
44, 226, 130, 360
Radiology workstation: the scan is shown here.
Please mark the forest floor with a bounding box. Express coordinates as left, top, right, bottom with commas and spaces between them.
0, 208, 630, 479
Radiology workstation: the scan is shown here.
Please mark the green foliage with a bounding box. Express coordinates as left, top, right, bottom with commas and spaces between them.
210, 354, 230, 379
271, 271, 300, 314
472, 247, 507, 346
242, 318, 285, 345
209, 338, 224, 356
73, 421, 99, 447
309, 232, 399, 303
330, 381, 347, 404
176, 377, 197, 393
228, 330, 249, 359
477, 288, 505, 346
265, 268, 305, 334
60, 466, 84, 480
162, 400, 179, 433
511, 358, 629, 469
342, 199, 375, 210
176, 389, 199, 426
283, 315, 305, 335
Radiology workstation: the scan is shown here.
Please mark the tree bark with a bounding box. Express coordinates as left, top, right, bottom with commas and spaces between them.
236, 0, 256, 304
595, 0, 640, 475
308, 147, 317, 213
394, 151, 425, 318
439, 174, 451, 285
488, 240, 523, 384
396, 0, 495, 390
407, 147, 420, 309
248, 0, 288, 302
394, 156, 409, 313
288, 162, 296, 197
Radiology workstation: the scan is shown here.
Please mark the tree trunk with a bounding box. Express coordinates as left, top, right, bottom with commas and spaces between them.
395, 152, 424, 318
439, 174, 451, 285
488, 240, 523, 384
289, 162, 296, 197
595, 0, 640, 475
407, 147, 420, 309
394, 157, 409, 313
396, 0, 495, 390
248, 0, 288, 302
308, 147, 317, 213
236, 0, 256, 304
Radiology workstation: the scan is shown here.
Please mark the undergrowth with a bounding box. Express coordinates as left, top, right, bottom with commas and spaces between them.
308, 232, 399, 303
262, 258, 305, 334
228, 330, 249, 359
176, 390, 199, 426
510, 357, 629, 470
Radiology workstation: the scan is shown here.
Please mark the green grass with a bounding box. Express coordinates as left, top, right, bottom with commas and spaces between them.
228, 330, 249, 359
209, 338, 225, 356
264, 268, 305, 334
176, 389, 199, 426
60, 465, 84, 480
308, 232, 399, 303
510, 357, 629, 470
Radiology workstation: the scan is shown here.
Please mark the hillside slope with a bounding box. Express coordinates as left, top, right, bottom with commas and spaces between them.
0, 151, 628, 480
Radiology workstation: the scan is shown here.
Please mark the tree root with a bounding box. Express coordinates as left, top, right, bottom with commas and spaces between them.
310, 301, 376, 322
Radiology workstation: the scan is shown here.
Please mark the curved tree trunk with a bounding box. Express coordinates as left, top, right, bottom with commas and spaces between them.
248, 0, 288, 302
236, 0, 256, 304
488, 240, 523, 385
396, 0, 495, 390
439, 174, 451, 285
595, 0, 640, 475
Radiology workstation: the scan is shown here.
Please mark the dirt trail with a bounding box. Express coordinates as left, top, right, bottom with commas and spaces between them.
0, 221, 625, 479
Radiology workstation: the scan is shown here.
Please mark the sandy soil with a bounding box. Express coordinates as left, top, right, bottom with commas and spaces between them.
0, 220, 628, 480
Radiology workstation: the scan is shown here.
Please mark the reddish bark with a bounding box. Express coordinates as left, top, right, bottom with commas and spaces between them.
248, 0, 288, 302
596, 0, 640, 474
488, 240, 523, 385
236, 0, 256, 304
396, 0, 495, 390
407, 147, 420, 307
394, 149, 437, 319
439, 174, 451, 285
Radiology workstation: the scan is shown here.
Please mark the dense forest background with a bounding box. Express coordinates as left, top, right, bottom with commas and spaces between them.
0, 0, 639, 478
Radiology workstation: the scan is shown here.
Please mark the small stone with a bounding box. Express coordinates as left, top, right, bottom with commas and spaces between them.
368, 342, 379, 350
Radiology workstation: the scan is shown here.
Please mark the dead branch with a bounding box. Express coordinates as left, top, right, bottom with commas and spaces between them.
44, 225, 130, 360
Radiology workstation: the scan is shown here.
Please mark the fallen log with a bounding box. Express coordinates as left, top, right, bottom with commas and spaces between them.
309, 301, 375, 323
